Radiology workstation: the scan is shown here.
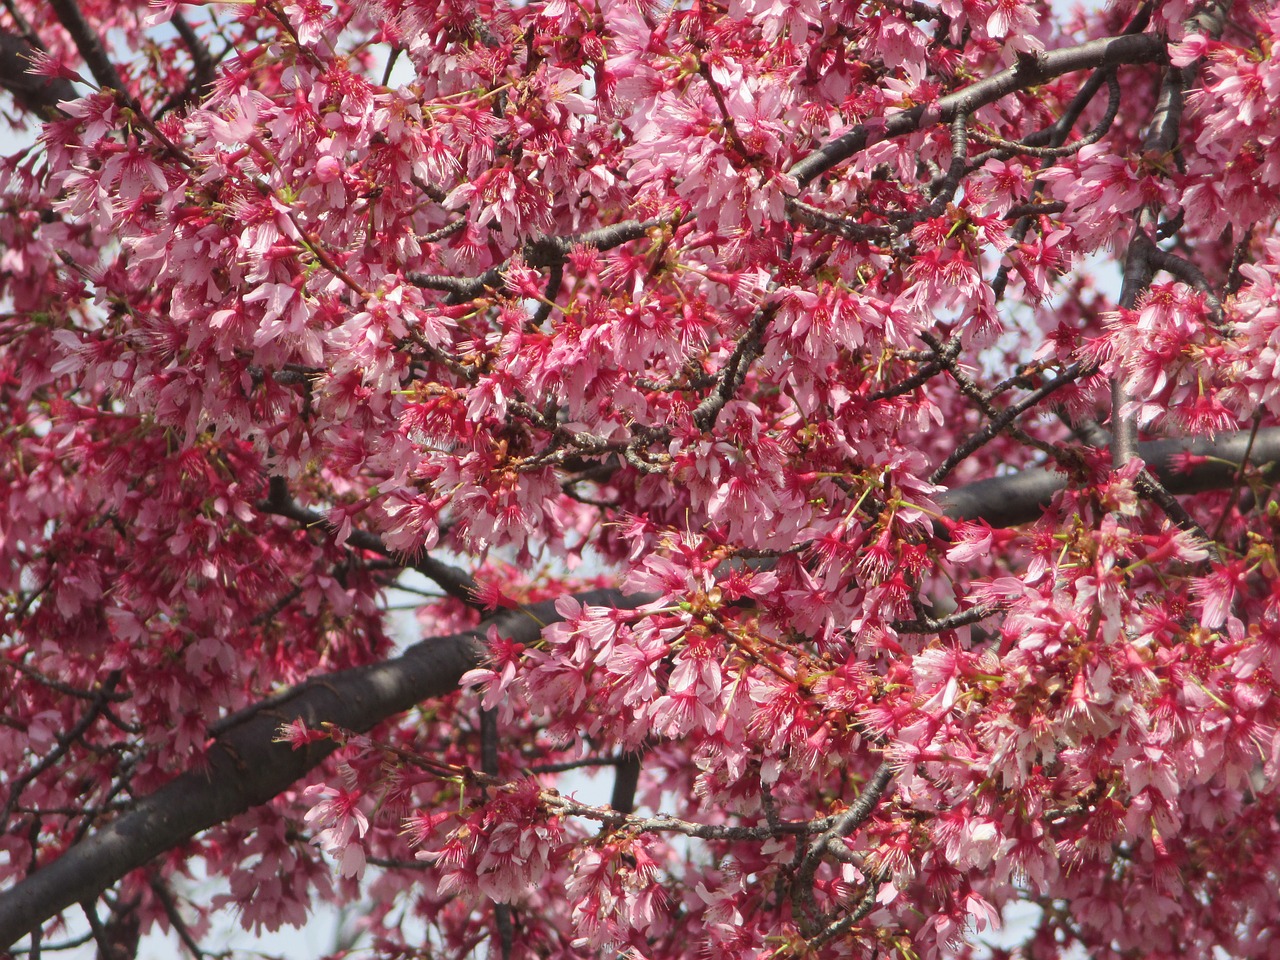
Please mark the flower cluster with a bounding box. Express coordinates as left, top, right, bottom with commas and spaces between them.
5, 0, 1280, 958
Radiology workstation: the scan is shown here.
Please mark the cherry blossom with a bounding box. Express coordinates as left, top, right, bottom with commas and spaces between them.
3, 0, 1280, 958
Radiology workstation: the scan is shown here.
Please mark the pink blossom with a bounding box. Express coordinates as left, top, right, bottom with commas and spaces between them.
10, 1, 1280, 958
301, 783, 370, 878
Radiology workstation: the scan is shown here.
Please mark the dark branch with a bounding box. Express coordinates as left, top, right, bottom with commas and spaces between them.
789, 32, 1167, 187
692, 304, 777, 431
2, 674, 123, 828
941, 428, 1280, 527
929, 363, 1087, 484
1106, 3, 1228, 534
892, 605, 997, 634
407, 219, 665, 302
0, 589, 639, 949
610, 753, 643, 815
1144, 243, 1223, 319
968, 72, 1121, 168
258, 475, 480, 605
792, 762, 894, 936
159, 11, 217, 113
0, 29, 76, 115
5, 424, 1276, 944
48, 0, 121, 91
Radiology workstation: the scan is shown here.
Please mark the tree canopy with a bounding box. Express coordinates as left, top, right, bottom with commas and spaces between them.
3, 0, 1280, 957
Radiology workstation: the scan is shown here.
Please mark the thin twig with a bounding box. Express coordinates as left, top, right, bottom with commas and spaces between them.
258, 476, 480, 605
929, 363, 1088, 484
792, 763, 894, 936
891, 604, 997, 634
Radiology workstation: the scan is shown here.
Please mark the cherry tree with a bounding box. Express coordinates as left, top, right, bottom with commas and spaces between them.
3, 0, 1280, 956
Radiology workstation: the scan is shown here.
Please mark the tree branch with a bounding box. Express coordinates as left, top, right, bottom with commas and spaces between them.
0, 589, 637, 949
48, 0, 120, 91
792, 762, 894, 936
4, 422, 1274, 944
1106, 2, 1228, 539
0, 29, 76, 115
692, 304, 777, 431
258, 476, 480, 605
407, 219, 666, 303
788, 32, 1167, 187
157, 11, 217, 114
929, 363, 1088, 484
940, 428, 1280, 527
610, 752, 643, 815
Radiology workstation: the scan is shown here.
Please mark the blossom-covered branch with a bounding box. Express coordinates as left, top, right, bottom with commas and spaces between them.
7, 0, 1280, 956
0, 590, 631, 947
942, 429, 1280, 525
406, 218, 670, 301
256, 475, 481, 604
5, 418, 1276, 945
788, 31, 1167, 186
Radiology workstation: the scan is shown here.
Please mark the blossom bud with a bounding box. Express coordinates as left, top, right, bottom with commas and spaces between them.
315, 156, 343, 183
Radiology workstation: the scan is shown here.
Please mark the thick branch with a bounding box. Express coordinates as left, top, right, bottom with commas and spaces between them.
0, 589, 635, 949
788, 32, 1166, 187
4, 424, 1274, 943
1106, 2, 1227, 534
940, 428, 1280, 527
610, 753, 643, 815
0, 29, 76, 114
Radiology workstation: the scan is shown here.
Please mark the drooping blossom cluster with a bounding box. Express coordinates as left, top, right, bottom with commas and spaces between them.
4, 0, 1280, 958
